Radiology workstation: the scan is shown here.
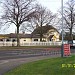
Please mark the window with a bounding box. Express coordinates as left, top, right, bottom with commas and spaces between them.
0, 39, 3, 41
6, 39, 10, 42
12, 39, 16, 42
34, 39, 38, 41
24, 40, 26, 41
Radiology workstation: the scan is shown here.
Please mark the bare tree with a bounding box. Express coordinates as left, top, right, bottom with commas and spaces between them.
0, 1, 3, 31
20, 21, 35, 33
25, 4, 56, 41
1, 0, 36, 46
63, 0, 75, 40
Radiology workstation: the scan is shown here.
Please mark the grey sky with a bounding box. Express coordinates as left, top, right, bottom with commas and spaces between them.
0, 0, 68, 34
37, 0, 68, 13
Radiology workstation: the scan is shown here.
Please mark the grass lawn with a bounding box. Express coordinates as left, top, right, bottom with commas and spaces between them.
4, 55, 75, 75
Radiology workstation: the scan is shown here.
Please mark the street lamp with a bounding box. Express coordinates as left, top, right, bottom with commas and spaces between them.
61, 0, 64, 57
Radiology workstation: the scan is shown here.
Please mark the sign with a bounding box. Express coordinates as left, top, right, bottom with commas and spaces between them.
64, 44, 71, 56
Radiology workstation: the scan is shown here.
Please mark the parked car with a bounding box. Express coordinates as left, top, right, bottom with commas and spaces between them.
68, 40, 75, 48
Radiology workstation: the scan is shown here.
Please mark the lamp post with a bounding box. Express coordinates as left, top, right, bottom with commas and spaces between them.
61, 0, 64, 57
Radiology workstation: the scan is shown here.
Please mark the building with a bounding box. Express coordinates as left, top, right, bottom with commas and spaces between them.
31, 25, 59, 42
0, 25, 60, 44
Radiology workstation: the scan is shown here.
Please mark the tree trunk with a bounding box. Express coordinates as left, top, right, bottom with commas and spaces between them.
17, 26, 20, 46
70, 10, 73, 41
69, 27, 73, 40
70, 9, 74, 40
40, 22, 43, 41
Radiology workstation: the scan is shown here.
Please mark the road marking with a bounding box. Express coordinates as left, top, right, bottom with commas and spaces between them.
0, 60, 9, 65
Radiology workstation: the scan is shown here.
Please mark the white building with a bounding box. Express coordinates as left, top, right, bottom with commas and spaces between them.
0, 25, 60, 46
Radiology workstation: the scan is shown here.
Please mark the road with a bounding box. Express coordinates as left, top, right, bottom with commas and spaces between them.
0, 48, 61, 60
0, 55, 61, 75
0, 48, 75, 75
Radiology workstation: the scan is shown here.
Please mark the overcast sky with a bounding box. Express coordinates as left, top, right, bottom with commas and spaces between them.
0, 0, 69, 34
37, 0, 68, 13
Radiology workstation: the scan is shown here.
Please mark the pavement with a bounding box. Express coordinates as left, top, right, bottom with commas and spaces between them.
0, 48, 75, 75
0, 49, 61, 60
0, 55, 61, 75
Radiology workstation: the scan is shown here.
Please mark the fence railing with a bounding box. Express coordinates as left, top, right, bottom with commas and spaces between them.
20, 42, 62, 46
0, 41, 68, 46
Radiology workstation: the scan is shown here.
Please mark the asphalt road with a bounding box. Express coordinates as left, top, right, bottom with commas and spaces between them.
0, 48, 75, 75
0, 48, 61, 75
0, 48, 61, 60
0, 55, 61, 75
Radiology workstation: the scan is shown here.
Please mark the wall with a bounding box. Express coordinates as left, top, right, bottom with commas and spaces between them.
20, 38, 32, 43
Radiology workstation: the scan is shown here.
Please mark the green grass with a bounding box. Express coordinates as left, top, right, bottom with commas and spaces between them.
4, 55, 75, 75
